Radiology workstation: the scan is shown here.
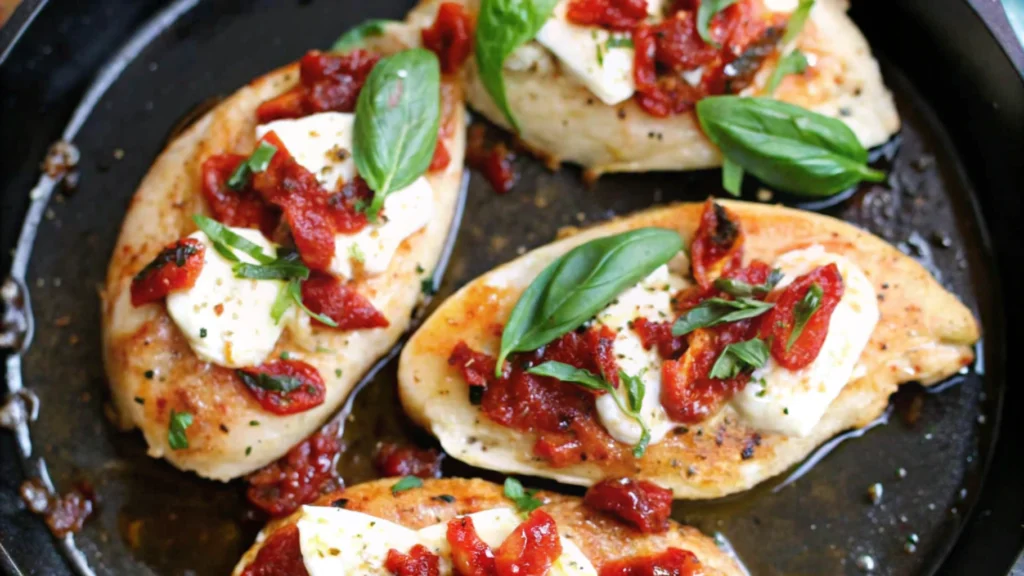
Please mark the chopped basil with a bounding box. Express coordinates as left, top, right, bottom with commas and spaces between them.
233, 251, 310, 281
672, 297, 774, 337
527, 362, 651, 457
227, 141, 278, 190
709, 338, 770, 379
780, 0, 815, 45
713, 269, 783, 298
788, 282, 823, 350
433, 494, 457, 503
192, 215, 274, 264
606, 36, 634, 49
421, 278, 437, 296
766, 49, 809, 95
391, 475, 424, 494
236, 370, 304, 393
249, 420, 260, 426
280, 351, 292, 360
504, 477, 544, 514
334, 368, 343, 378
595, 41, 605, 67
199, 327, 207, 338
245, 446, 252, 456
350, 244, 366, 263
133, 242, 199, 281
168, 409, 193, 450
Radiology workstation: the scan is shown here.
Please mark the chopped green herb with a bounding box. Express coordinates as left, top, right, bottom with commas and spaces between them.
249, 420, 260, 426
144, 370, 154, 379
280, 351, 292, 360
421, 278, 437, 296
334, 368, 343, 378
606, 36, 634, 49
434, 494, 456, 503
233, 250, 310, 281
672, 297, 774, 336
709, 338, 770, 379
227, 142, 278, 190
595, 42, 605, 67
236, 370, 304, 393
168, 409, 193, 450
713, 269, 783, 298
766, 49, 809, 95
504, 478, 544, 514
245, 446, 252, 456
192, 214, 274, 264
287, 279, 339, 327
199, 327, 208, 338
391, 475, 424, 494
788, 282, 823, 350
350, 244, 366, 263
416, 264, 426, 274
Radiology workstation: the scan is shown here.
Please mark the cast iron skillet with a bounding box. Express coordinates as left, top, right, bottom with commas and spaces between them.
1, 0, 1022, 574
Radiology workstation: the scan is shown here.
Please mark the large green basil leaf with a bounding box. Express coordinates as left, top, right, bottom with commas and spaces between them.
475, 0, 559, 132
696, 96, 885, 197
353, 48, 440, 219
331, 19, 396, 52
497, 227, 683, 375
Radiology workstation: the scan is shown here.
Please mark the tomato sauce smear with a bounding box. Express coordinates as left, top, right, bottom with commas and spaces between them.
449, 326, 628, 468
246, 423, 343, 517
238, 359, 327, 416
239, 524, 309, 576
760, 263, 845, 370
599, 547, 704, 576
584, 477, 673, 533
375, 442, 445, 479
130, 238, 205, 306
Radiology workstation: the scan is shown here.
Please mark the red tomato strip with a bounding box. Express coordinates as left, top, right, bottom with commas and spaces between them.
422, 2, 474, 73
238, 359, 327, 416
447, 516, 497, 576
690, 198, 744, 290
759, 263, 845, 370
494, 510, 563, 576
566, 0, 649, 31
300, 273, 389, 330
584, 477, 673, 533
130, 238, 205, 306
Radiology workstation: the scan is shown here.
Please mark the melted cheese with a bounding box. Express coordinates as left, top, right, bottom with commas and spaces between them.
296, 506, 596, 576
533, 0, 664, 106
731, 246, 879, 437
594, 265, 690, 446
165, 228, 288, 368
256, 111, 434, 280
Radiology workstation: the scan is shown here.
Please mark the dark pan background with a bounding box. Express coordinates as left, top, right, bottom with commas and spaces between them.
1, 1, 1022, 575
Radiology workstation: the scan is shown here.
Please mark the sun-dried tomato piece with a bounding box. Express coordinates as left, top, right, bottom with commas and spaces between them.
566, 0, 649, 31
466, 125, 518, 194
300, 273, 389, 330
386, 544, 441, 576
422, 2, 474, 73
661, 320, 755, 424
130, 238, 206, 306
632, 317, 686, 359
246, 424, 343, 517
256, 50, 381, 123
584, 477, 673, 533
759, 263, 845, 370
201, 154, 279, 236
449, 341, 498, 390
598, 547, 703, 576
429, 139, 452, 172
240, 524, 310, 576
447, 516, 496, 576
494, 510, 563, 576
375, 443, 444, 479
238, 359, 327, 416
690, 199, 744, 290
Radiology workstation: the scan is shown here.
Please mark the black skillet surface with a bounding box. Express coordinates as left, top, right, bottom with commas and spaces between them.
1, 1, 1021, 575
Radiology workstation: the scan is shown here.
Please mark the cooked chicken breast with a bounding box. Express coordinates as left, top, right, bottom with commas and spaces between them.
101, 31, 466, 481
233, 477, 745, 575
406, 0, 898, 177
397, 201, 979, 498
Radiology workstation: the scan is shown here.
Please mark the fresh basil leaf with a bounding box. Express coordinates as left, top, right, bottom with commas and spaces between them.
331, 19, 395, 52
780, 0, 815, 45
766, 49, 809, 95
237, 370, 304, 393
722, 157, 744, 196
788, 282, 823, 350
287, 280, 339, 328
498, 228, 683, 375
696, 96, 886, 197
192, 215, 275, 264
233, 252, 311, 280
475, 0, 559, 131
526, 361, 609, 391
528, 362, 651, 458
168, 409, 193, 451
713, 268, 783, 298
271, 283, 293, 324
354, 49, 441, 220
672, 297, 775, 337
697, 0, 740, 47
391, 475, 423, 494
503, 477, 544, 514
709, 338, 770, 379
227, 142, 278, 190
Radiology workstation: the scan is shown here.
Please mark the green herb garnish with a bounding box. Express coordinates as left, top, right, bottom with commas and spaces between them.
788, 282, 823, 350
672, 297, 774, 337
227, 141, 277, 190
168, 409, 193, 450
708, 338, 770, 379
391, 475, 424, 494
504, 478, 544, 514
